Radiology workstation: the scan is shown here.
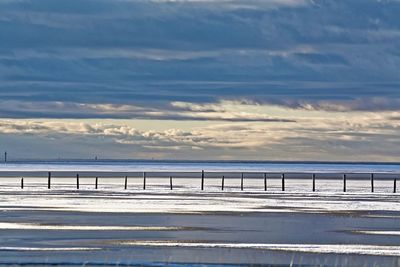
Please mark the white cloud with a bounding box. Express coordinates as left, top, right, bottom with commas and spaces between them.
1, 106, 400, 159
148, 0, 311, 9
0, 100, 296, 122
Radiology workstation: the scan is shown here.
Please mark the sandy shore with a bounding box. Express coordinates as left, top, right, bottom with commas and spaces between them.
0, 177, 400, 266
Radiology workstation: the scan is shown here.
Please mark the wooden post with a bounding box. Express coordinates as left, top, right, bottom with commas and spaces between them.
170, 177, 173, 190
76, 174, 80, 190
264, 173, 267, 191
95, 177, 98, 189
312, 173, 316, 192
201, 170, 205, 190
394, 178, 397, 193
222, 176, 225, 191
124, 176, 128, 190
143, 172, 146, 190
241, 173, 244, 191
21, 177, 24, 189
343, 174, 346, 192
281, 173, 285, 191
371, 173, 374, 193
48, 172, 51, 189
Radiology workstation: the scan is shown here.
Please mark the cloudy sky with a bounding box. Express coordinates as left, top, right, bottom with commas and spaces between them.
1, 0, 400, 161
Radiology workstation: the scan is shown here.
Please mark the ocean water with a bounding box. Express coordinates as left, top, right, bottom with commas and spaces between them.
1, 160, 400, 173
1, 180, 400, 266
1, 160, 400, 266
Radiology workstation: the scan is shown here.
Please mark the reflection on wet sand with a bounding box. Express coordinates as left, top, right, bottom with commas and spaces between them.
117, 241, 400, 256
0, 182, 400, 266
0, 222, 196, 231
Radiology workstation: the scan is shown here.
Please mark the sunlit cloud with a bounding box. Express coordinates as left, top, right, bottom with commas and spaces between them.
0, 100, 296, 122
1, 105, 400, 160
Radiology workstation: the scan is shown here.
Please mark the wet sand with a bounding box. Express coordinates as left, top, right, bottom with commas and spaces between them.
0, 179, 400, 266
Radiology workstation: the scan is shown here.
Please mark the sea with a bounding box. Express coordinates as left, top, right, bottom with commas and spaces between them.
1, 160, 400, 173
1, 160, 400, 266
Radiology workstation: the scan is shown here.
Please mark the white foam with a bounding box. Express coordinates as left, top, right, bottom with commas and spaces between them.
353, 230, 400, 236
121, 241, 400, 256
0, 185, 399, 214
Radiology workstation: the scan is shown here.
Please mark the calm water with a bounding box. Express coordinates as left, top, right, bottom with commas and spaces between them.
1, 160, 400, 173
1, 160, 400, 266
0, 190, 399, 266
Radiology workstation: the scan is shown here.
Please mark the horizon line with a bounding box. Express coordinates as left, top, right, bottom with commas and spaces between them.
2, 158, 400, 165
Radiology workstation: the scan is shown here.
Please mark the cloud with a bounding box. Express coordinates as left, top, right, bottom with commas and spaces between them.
261, 97, 400, 112
0, 100, 296, 122
1, 0, 400, 160
1, 0, 400, 113
0, 48, 219, 61
293, 53, 349, 65
147, 0, 311, 10
2, 108, 400, 160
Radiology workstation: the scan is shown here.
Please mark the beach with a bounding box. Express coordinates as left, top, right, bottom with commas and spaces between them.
3, 0, 400, 265
0, 161, 400, 266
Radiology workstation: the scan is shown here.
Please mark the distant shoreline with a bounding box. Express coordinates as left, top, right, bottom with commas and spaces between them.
3, 159, 400, 165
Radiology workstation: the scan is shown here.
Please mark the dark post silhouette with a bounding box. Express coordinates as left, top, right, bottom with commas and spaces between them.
4, 151, 7, 163
143, 172, 146, 190
241, 173, 244, 191
48, 172, 51, 189
95, 177, 98, 189
371, 173, 374, 193
312, 173, 316, 192
76, 174, 80, 190
201, 170, 204, 191
124, 176, 128, 190
394, 178, 397, 193
281, 173, 285, 191
343, 174, 346, 192
222, 175, 225, 191
21, 177, 24, 189
264, 173, 267, 191
170, 176, 173, 190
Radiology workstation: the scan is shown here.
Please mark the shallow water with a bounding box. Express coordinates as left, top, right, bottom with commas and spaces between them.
1, 161, 400, 266
1, 160, 400, 173
1, 207, 400, 266
0, 186, 400, 266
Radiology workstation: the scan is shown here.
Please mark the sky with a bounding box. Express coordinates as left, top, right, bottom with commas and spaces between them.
1, 0, 400, 161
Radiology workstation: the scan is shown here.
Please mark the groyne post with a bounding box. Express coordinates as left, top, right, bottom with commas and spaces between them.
95, 177, 98, 189
76, 174, 80, 190
343, 174, 346, 192
201, 170, 204, 191
312, 173, 316, 192
48, 172, 51, 189
222, 175, 225, 191
371, 173, 374, 193
264, 173, 267, 191
394, 178, 397, 193
241, 173, 244, 191
124, 176, 128, 190
143, 172, 146, 190
281, 173, 285, 191
21, 177, 24, 189
170, 177, 173, 190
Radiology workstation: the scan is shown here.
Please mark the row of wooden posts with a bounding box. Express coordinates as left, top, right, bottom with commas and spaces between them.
18, 171, 398, 193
